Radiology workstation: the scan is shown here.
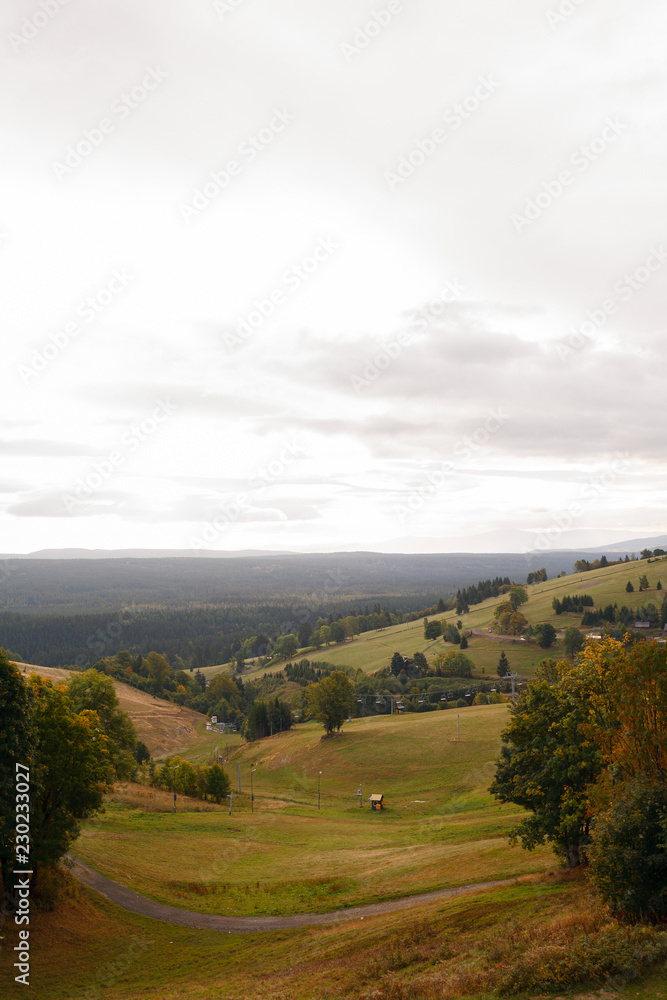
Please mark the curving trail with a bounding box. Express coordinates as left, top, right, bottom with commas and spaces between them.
69, 858, 518, 933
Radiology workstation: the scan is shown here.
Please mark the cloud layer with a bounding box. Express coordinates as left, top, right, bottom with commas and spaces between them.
2, 0, 666, 554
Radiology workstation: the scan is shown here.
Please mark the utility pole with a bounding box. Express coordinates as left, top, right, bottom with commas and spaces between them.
457, 714, 460, 742
356, 783, 363, 808
318, 771, 322, 810
237, 761, 241, 793
508, 671, 520, 703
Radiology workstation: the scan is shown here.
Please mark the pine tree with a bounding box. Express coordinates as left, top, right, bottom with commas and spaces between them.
498, 651, 509, 677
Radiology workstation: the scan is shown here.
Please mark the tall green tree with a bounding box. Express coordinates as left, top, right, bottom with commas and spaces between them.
206, 763, 231, 804
0, 655, 36, 899
433, 651, 474, 677
144, 651, 172, 687
534, 622, 557, 648
497, 651, 509, 677
66, 670, 137, 779
342, 616, 360, 640
588, 776, 667, 918
297, 619, 312, 647
424, 620, 442, 640
29, 676, 114, 883
508, 585, 529, 611
445, 625, 461, 644
390, 652, 404, 675
490, 665, 602, 867
413, 651, 428, 673
273, 634, 299, 660
245, 701, 269, 740
329, 621, 345, 645
306, 671, 355, 735
563, 627, 584, 659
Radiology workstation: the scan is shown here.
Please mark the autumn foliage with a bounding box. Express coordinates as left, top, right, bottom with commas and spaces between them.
492, 636, 667, 918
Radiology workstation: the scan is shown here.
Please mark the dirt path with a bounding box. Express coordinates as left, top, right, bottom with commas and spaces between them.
69, 858, 518, 933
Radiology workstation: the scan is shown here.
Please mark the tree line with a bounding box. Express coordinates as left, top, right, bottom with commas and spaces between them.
552, 594, 594, 614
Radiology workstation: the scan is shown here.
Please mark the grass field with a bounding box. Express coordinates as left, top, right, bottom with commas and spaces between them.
221, 553, 667, 684
11, 661, 209, 759
73, 705, 554, 917
3, 867, 667, 1000
5, 618, 667, 998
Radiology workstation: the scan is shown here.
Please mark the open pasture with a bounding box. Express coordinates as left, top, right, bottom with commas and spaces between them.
226, 554, 667, 684
74, 705, 554, 918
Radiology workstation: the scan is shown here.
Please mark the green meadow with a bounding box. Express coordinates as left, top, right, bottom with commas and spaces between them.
4, 556, 667, 998
74, 705, 554, 917
10, 869, 664, 1000
226, 553, 667, 683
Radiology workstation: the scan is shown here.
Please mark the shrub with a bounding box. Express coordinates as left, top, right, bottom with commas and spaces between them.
588, 777, 667, 918
497, 920, 667, 995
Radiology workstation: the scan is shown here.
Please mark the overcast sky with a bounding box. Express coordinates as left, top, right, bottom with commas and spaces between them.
2, 0, 666, 555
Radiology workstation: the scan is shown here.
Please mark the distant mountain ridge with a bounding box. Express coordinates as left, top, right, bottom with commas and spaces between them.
0, 548, 296, 560
2, 532, 666, 561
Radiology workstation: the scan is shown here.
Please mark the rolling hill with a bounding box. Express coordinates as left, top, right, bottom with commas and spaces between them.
12, 662, 208, 758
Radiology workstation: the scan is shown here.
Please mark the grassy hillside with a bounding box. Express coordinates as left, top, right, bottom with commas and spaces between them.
5, 612, 667, 998
228, 554, 667, 684
12, 661, 208, 758
9, 869, 667, 1000
73, 705, 554, 918
4, 703, 667, 998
